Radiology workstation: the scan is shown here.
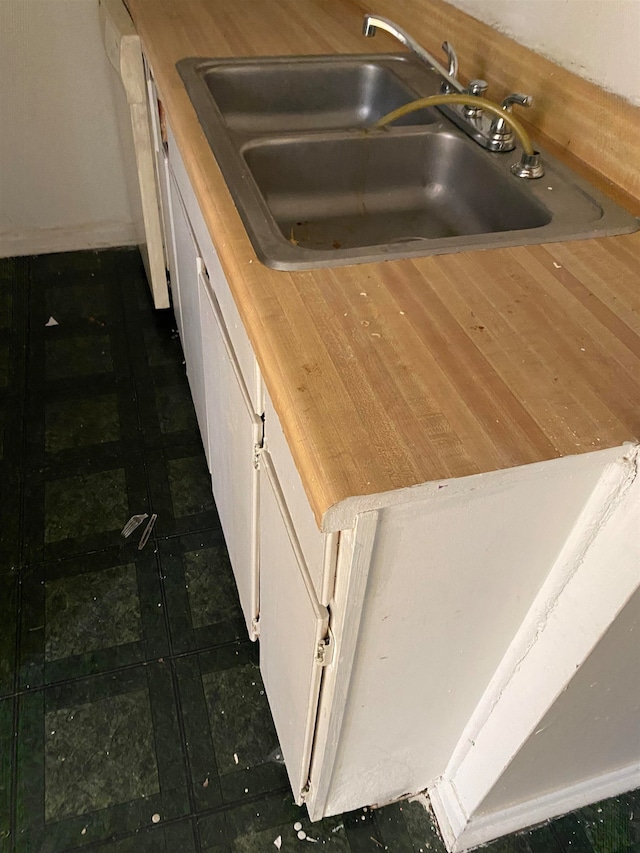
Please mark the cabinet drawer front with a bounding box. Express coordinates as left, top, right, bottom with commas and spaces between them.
167, 124, 261, 415
263, 390, 327, 601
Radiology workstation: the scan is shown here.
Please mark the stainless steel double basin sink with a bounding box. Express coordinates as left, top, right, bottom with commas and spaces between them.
177, 54, 637, 270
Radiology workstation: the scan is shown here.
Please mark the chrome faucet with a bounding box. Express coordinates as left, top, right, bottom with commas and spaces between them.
363, 13, 536, 155
363, 15, 464, 94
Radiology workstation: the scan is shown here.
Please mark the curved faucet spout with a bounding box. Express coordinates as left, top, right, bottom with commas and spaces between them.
362, 13, 543, 164
362, 14, 464, 94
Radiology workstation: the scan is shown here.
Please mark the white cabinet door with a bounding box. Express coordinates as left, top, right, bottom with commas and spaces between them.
258, 450, 329, 801
199, 266, 261, 636
168, 171, 207, 442
263, 391, 328, 601
155, 143, 180, 330
166, 123, 262, 416
145, 70, 171, 264
144, 68, 178, 298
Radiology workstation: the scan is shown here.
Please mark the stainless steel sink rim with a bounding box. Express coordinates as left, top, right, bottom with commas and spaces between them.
177, 54, 638, 270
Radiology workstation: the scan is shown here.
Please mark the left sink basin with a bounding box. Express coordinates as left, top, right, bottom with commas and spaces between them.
185, 55, 441, 133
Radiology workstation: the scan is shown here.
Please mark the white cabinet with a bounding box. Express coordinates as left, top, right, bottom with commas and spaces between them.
167, 171, 207, 441
163, 115, 335, 797
258, 449, 330, 800
99, 0, 170, 309
154, 93, 640, 850
199, 262, 261, 635
145, 67, 175, 289
164, 128, 262, 638
166, 125, 261, 414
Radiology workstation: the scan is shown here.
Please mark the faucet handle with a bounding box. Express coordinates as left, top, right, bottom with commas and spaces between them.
500, 93, 534, 112
490, 93, 533, 139
466, 79, 488, 97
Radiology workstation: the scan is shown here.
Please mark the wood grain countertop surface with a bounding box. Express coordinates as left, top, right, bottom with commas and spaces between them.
125, 0, 640, 527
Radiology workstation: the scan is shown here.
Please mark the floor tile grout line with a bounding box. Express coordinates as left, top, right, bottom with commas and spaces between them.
47, 771, 309, 853
13, 521, 225, 573
7, 636, 252, 700
8, 692, 18, 853
53, 780, 293, 853
8, 570, 22, 701
17, 258, 31, 571
146, 433, 203, 828
156, 530, 180, 659
168, 655, 199, 826
41, 813, 200, 853
190, 809, 201, 853
10, 256, 31, 853
191, 782, 291, 819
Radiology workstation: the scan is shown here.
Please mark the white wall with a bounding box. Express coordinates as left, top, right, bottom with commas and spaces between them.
0, 0, 138, 257
477, 585, 640, 814
445, 0, 640, 106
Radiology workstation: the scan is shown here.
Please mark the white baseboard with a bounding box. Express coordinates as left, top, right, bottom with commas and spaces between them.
430, 762, 640, 852
429, 779, 467, 852
0, 222, 138, 258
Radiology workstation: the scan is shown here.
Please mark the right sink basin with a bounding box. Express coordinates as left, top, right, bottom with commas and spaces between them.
243, 130, 551, 253
177, 54, 638, 270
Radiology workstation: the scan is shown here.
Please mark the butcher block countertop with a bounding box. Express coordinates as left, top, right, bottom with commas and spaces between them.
125, 0, 640, 527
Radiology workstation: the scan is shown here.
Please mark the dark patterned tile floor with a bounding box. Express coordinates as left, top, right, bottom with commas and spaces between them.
0, 249, 637, 853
